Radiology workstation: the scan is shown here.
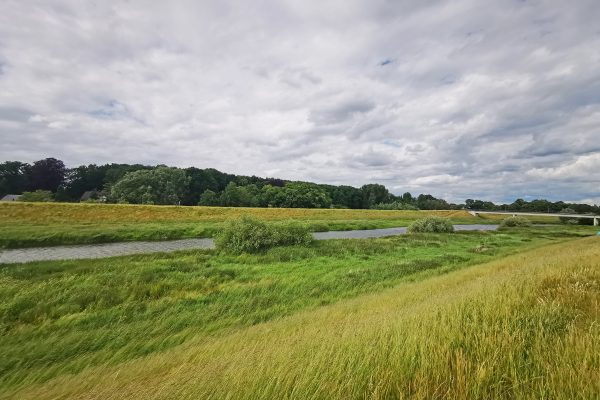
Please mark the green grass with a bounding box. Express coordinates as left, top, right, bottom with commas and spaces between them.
0, 225, 596, 399
0, 202, 561, 248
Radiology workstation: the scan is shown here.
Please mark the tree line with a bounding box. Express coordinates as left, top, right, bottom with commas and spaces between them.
1, 157, 598, 214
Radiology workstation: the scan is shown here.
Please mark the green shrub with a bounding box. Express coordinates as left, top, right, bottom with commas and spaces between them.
558, 208, 578, 224
215, 216, 313, 253
558, 208, 595, 225
407, 217, 454, 233
500, 216, 532, 228
19, 190, 54, 202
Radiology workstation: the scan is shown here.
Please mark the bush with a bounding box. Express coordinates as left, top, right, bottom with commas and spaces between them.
558, 208, 578, 224
500, 216, 532, 228
407, 217, 454, 233
19, 190, 54, 202
215, 216, 313, 253
558, 208, 595, 225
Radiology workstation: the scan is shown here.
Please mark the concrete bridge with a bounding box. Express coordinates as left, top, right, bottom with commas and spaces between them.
467, 210, 599, 226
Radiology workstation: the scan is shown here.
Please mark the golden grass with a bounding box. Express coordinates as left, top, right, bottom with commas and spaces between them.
9, 236, 599, 400
0, 202, 473, 223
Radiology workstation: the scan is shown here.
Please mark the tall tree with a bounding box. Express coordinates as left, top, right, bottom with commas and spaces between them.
219, 182, 256, 207
0, 161, 31, 196
401, 192, 415, 204
60, 164, 109, 200
360, 184, 391, 208
29, 158, 66, 192
110, 167, 190, 205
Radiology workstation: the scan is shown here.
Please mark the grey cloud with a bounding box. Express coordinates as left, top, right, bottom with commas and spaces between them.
0, 107, 33, 122
308, 99, 376, 126
351, 149, 395, 168
0, 0, 599, 204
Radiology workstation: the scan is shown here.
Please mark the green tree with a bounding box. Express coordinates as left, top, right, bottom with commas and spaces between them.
29, 158, 66, 192
219, 182, 257, 207
360, 184, 391, 208
183, 167, 237, 206
278, 183, 332, 208
0, 161, 30, 196
401, 192, 415, 204
322, 184, 363, 209
60, 164, 110, 201
198, 189, 220, 206
111, 167, 190, 205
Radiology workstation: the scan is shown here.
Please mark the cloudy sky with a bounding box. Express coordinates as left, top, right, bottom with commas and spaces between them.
1, 1, 599, 203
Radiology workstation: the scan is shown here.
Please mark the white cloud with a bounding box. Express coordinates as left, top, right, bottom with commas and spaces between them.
0, 0, 599, 204
528, 153, 600, 181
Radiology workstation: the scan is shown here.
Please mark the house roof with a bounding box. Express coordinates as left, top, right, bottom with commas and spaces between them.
1, 194, 22, 201
80, 190, 97, 201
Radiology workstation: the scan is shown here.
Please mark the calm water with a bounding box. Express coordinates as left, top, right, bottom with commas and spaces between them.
313, 224, 498, 239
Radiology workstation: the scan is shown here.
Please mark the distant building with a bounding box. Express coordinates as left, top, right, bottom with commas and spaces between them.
0, 194, 22, 202
80, 190, 97, 201
80, 190, 107, 203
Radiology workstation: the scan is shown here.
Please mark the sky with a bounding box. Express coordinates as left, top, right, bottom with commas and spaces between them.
0, 0, 599, 204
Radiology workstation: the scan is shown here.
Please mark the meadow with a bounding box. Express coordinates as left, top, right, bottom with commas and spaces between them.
0, 202, 560, 248
0, 224, 597, 399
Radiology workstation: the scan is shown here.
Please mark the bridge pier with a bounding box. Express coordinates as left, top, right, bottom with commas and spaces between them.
595, 217, 599, 227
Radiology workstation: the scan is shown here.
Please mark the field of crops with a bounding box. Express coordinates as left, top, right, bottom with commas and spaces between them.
0, 226, 597, 399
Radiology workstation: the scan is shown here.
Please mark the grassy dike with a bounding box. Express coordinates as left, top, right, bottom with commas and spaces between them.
0, 202, 558, 248
0, 226, 596, 399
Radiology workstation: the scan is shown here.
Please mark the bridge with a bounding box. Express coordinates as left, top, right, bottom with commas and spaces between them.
467, 210, 599, 226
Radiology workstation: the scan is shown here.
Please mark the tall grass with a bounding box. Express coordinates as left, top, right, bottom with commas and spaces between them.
6, 236, 598, 399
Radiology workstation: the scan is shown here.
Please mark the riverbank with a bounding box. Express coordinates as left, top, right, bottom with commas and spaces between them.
0, 224, 504, 263
1, 231, 597, 399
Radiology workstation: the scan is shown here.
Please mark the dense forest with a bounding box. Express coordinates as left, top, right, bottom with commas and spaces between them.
1, 157, 599, 215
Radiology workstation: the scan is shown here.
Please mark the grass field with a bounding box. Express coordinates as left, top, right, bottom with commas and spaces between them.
0, 225, 597, 399
0, 202, 561, 248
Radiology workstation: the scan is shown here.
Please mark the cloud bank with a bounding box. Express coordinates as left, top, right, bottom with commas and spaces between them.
1, 0, 599, 203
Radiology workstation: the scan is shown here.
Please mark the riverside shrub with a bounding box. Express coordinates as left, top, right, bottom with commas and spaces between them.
407, 217, 454, 233
500, 216, 532, 228
215, 216, 313, 253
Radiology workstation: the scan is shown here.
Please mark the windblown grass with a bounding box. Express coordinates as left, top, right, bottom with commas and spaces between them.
215, 217, 313, 253
0, 226, 596, 399
0, 202, 476, 248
